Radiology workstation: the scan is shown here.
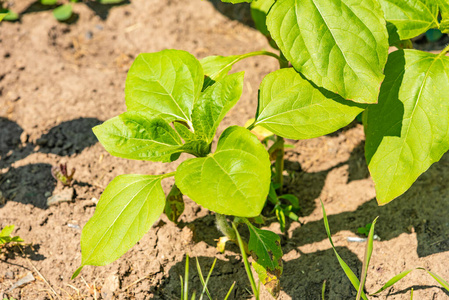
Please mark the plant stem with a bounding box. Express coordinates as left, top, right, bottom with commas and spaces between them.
226, 50, 286, 70
160, 171, 176, 179
438, 43, 449, 59
215, 213, 236, 241
274, 135, 285, 194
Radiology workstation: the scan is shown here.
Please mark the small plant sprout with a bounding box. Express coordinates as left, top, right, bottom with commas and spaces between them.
51, 163, 75, 186
357, 223, 373, 237
0, 225, 24, 252
321, 202, 449, 299
180, 254, 236, 300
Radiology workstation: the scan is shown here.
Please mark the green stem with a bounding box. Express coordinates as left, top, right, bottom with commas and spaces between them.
274, 135, 285, 193
215, 213, 236, 241
226, 50, 286, 70
279, 51, 289, 69
160, 171, 176, 179
438, 44, 449, 59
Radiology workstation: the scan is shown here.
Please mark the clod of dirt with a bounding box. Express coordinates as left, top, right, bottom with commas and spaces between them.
101, 273, 120, 300
46, 187, 74, 206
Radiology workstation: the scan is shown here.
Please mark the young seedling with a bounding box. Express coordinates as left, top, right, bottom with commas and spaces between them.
73, 0, 449, 296
321, 202, 449, 299
180, 254, 236, 300
357, 223, 372, 237
0, 225, 24, 253
0, 0, 18, 21
51, 163, 75, 186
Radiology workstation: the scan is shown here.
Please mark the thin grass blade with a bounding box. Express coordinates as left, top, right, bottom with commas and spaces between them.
320, 201, 368, 300
410, 288, 413, 300
197, 257, 214, 300
232, 222, 259, 300
322, 280, 326, 300
184, 254, 190, 300
224, 281, 236, 300
370, 269, 413, 295
356, 217, 378, 300
180, 275, 184, 300
418, 268, 449, 292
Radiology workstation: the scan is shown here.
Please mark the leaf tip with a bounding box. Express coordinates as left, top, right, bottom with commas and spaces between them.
71, 265, 84, 280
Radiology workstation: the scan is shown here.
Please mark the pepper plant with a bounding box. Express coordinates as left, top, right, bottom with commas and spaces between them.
74, 0, 449, 297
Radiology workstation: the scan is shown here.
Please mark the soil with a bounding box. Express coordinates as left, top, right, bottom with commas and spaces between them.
1, 1, 449, 299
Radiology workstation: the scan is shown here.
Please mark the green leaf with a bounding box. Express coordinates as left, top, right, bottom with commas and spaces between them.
438, 0, 449, 33
356, 217, 378, 300
250, 0, 277, 48
232, 223, 260, 299
370, 269, 413, 295
125, 50, 203, 127
192, 72, 245, 143
246, 222, 283, 273
76, 174, 166, 276
251, 0, 275, 37
365, 50, 449, 204
420, 269, 449, 292
321, 201, 368, 300
246, 221, 282, 297
53, 4, 72, 21
164, 184, 184, 224
0, 225, 15, 237
0, 9, 19, 21
93, 112, 183, 162
267, 0, 389, 104
41, 0, 58, 4
174, 122, 195, 142
254, 68, 365, 139
379, 0, 439, 40
201, 53, 261, 89
176, 126, 271, 217
278, 194, 300, 209
221, 0, 252, 3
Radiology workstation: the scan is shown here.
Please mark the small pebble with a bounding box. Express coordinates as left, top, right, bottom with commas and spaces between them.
85, 31, 93, 40
44, 192, 52, 197
5, 271, 14, 279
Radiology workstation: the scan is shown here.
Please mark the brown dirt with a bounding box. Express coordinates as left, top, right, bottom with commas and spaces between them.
1, 1, 449, 299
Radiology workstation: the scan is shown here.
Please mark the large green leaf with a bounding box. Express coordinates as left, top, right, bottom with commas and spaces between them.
267, 0, 389, 104
125, 50, 203, 127
201, 54, 249, 89
379, 0, 439, 40
246, 221, 283, 297
365, 50, 449, 204
93, 112, 183, 162
176, 126, 270, 217
192, 72, 244, 143
254, 68, 365, 139
438, 0, 449, 33
73, 174, 166, 278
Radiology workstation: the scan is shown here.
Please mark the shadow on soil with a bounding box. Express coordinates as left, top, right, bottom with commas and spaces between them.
15, 0, 130, 23
289, 150, 449, 258
154, 247, 361, 299
0, 117, 101, 209
208, 0, 254, 27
